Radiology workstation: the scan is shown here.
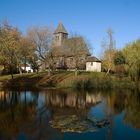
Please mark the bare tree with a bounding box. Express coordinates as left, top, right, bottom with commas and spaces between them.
102, 28, 116, 75
27, 26, 54, 75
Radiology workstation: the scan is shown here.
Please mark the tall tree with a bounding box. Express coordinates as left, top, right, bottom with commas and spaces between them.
27, 26, 54, 75
0, 21, 21, 78
102, 28, 116, 75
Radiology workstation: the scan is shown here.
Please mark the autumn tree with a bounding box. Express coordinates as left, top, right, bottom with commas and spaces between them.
0, 21, 21, 78
102, 28, 116, 75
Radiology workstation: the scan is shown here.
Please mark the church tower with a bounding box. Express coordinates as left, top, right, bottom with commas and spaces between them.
54, 22, 68, 46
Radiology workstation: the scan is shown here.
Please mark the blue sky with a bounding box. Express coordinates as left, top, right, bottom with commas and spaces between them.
0, 0, 140, 56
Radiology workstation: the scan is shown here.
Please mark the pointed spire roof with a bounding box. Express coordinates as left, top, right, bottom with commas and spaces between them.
54, 22, 68, 34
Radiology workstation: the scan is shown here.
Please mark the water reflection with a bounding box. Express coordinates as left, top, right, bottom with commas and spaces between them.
124, 90, 140, 129
0, 89, 140, 140
45, 90, 102, 108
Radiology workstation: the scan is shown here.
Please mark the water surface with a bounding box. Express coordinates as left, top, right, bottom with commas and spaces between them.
0, 88, 140, 140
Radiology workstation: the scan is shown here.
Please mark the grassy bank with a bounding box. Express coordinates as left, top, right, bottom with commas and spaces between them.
57, 72, 135, 90
0, 71, 136, 90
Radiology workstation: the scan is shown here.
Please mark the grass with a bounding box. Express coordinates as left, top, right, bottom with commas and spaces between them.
57, 72, 135, 90
0, 71, 136, 90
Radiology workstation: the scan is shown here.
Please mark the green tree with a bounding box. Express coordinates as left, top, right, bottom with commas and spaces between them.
122, 39, 140, 82
114, 51, 125, 65
114, 51, 126, 76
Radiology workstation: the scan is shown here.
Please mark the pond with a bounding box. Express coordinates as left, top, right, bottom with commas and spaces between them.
0, 88, 140, 140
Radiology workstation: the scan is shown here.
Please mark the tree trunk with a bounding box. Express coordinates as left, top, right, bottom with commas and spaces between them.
75, 68, 78, 76
106, 68, 110, 75
24, 57, 27, 72
10, 65, 14, 79
36, 69, 39, 74
18, 65, 22, 74
48, 67, 51, 76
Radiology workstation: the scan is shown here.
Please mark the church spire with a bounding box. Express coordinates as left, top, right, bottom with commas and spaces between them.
54, 22, 68, 34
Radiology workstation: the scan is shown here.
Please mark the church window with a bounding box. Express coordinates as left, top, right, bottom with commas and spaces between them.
55, 36, 59, 41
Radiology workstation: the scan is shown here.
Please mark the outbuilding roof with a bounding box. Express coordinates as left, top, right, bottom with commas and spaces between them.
86, 56, 101, 62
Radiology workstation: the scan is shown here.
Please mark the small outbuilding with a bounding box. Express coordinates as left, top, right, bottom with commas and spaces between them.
86, 56, 101, 72
21, 64, 33, 73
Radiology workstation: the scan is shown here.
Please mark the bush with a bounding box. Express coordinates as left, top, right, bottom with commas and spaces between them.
71, 74, 134, 90
73, 79, 92, 89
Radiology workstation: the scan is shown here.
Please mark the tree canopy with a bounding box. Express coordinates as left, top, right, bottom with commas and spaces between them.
122, 39, 140, 81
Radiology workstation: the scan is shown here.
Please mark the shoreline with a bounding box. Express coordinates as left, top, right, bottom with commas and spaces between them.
0, 72, 136, 90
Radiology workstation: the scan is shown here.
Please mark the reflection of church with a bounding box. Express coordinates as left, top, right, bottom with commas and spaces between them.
44, 90, 102, 120
45, 90, 102, 108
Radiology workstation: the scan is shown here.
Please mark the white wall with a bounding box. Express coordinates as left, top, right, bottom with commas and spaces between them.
86, 62, 101, 72
21, 66, 33, 73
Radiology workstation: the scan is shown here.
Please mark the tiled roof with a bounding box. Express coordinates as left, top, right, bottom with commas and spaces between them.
86, 56, 101, 62
54, 22, 68, 34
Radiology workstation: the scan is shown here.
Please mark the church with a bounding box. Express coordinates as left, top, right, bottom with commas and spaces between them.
52, 23, 101, 72
53, 22, 68, 47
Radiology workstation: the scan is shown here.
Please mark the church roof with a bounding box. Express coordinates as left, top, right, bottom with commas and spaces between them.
54, 23, 68, 34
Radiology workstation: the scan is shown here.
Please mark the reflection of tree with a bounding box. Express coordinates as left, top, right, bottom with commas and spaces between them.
102, 89, 140, 139
0, 90, 37, 139
104, 91, 115, 140
0, 89, 60, 140
103, 90, 127, 140
124, 90, 140, 129
1, 88, 139, 139
112, 91, 126, 115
